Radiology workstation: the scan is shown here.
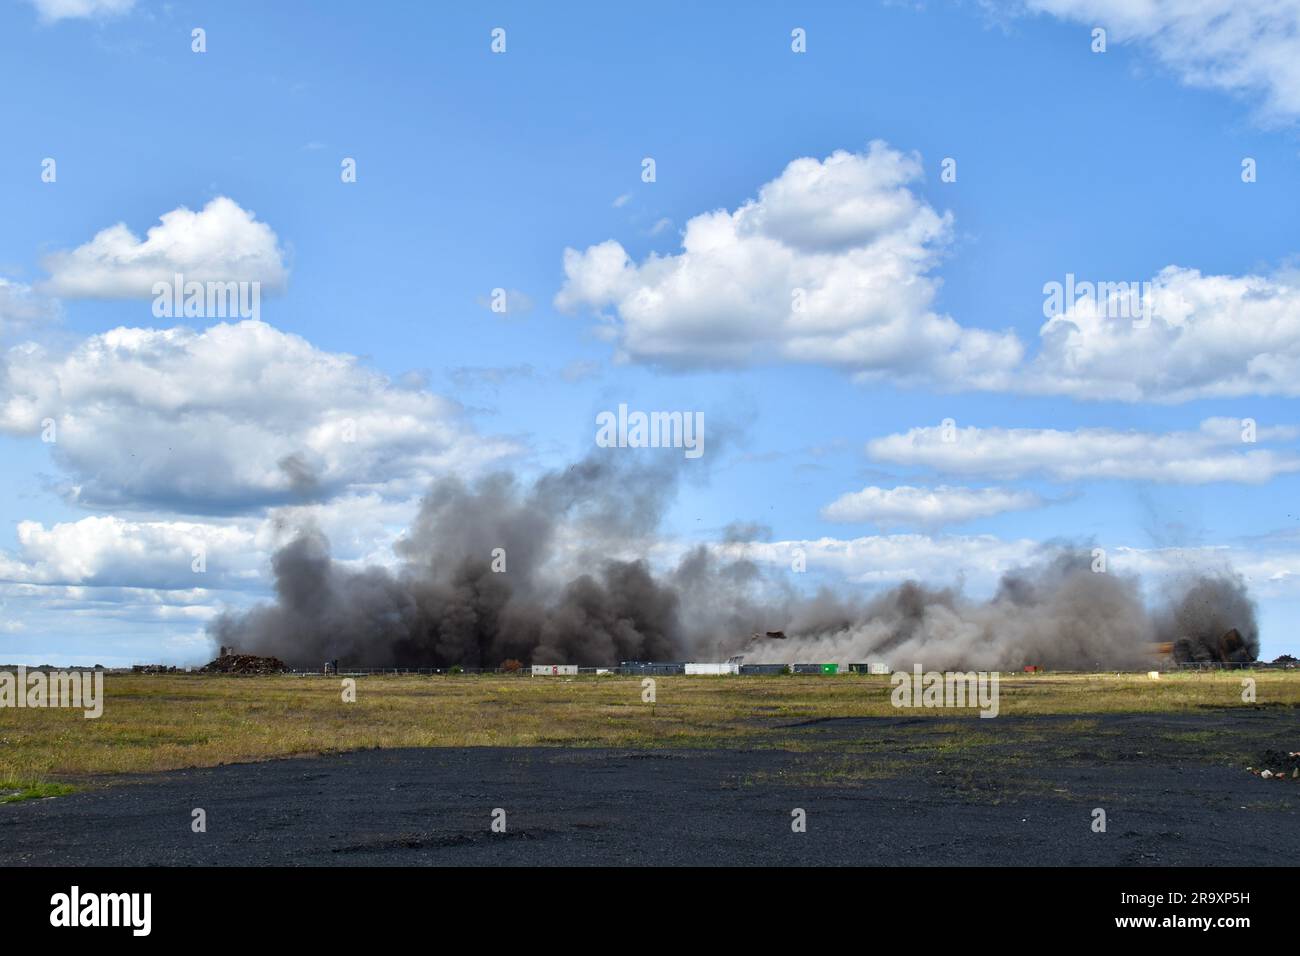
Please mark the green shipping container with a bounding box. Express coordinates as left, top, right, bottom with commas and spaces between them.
821, 663, 838, 674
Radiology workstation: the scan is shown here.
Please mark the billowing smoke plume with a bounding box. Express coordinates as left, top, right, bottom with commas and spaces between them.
212, 452, 692, 666
1157, 573, 1259, 664
212, 456, 1259, 670
737, 555, 1258, 671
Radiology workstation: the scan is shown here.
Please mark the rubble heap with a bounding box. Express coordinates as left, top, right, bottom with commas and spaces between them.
200, 653, 287, 675
1248, 750, 1300, 781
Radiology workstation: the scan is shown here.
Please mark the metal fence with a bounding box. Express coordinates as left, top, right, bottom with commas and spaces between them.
1173, 660, 1295, 670
115, 661, 1297, 676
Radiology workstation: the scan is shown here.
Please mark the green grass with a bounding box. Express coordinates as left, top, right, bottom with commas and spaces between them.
740, 755, 911, 788
0, 779, 77, 803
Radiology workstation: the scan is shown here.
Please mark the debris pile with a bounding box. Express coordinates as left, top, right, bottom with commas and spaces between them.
1172, 627, 1253, 664
200, 653, 287, 675
131, 664, 180, 674
1247, 750, 1300, 781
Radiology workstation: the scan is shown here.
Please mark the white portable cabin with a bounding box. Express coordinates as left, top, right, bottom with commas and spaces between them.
684, 662, 740, 675
531, 664, 578, 676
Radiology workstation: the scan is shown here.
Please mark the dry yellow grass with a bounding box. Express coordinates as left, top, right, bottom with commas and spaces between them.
1, 669, 1295, 781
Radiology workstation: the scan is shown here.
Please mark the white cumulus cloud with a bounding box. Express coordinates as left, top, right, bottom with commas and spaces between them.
0, 320, 517, 512
0, 279, 58, 334
556, 142, 1022, 384
558, 143, 1300, 403
821, 485, 1044, 527
0, 516, 262, 590
26, 0, 134, 22
0, 489, 419, 593
1018, 0, 1300, 123
866, 418, 1300, 483
1025, 266, 1300, 402
39, 197, 287, 299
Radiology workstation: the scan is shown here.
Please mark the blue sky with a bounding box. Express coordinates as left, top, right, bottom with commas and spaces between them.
1, 0, 1299, 665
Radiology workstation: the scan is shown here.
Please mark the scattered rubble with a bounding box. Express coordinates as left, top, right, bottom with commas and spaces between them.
1246, 750, 1300, 781
200, 653, 287, 675
131, 664, 180, 674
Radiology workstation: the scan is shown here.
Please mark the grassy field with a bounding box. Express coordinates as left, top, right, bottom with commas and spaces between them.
1, 670, 1296, 787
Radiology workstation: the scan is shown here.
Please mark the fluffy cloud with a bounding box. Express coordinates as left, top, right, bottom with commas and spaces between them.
866, 418, 1300, 483
0, 516, 262, 590
1018, 1, 1300, 122
1025, 266, 1300, 402
0, 320, 516, 512
39, 197, 287, 299
558, 142, 1300, 402
556, 142, 1022, 384
0, 279, 57, 334
0, 482, 470, 667
0, 577, 220, 667
821, 485, 1044, 527
0, 493, 424, 667
0, 488, 417, 592
26, 0, 133, 22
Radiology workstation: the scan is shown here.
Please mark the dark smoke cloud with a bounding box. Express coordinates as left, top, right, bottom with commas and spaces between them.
277, 452, 321, 498
212, 459, 1260, 670
212, 451, 693, 667
1157, 572, 1259, 663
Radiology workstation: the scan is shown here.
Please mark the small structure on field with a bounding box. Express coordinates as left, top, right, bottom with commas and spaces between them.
849, 662, 891, 675
531, 664, 578, 676
684, 662, 740, 675
739, 663, 787, 675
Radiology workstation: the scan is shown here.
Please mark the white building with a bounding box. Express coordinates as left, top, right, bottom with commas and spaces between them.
531, 664, 578, 676
684, 662, 740, 675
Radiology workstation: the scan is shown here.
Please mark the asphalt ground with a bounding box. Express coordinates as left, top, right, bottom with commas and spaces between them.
3, 709, 1296, 865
